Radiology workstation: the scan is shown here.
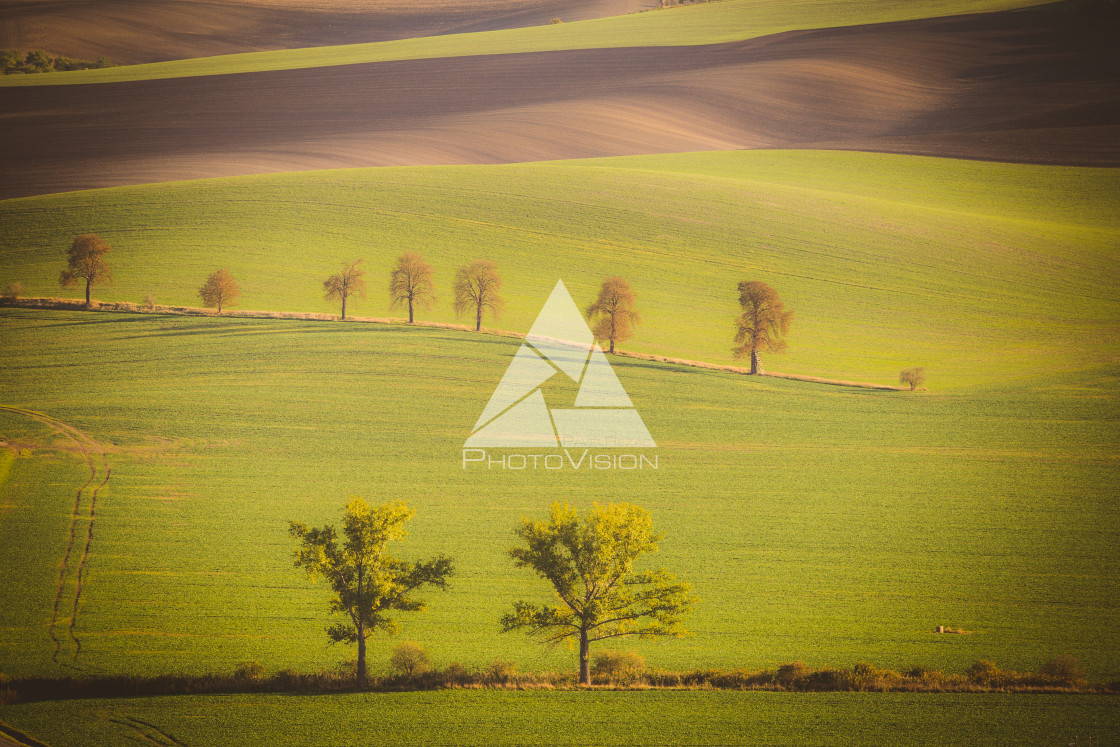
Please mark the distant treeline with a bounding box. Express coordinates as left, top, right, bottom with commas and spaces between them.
2, 50, 112, 75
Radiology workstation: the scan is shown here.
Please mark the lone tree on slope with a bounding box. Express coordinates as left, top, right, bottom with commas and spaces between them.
585, 277, 640, 354
452, 259, 503, 332
198, 268, 240, 314
899, 367, 926, 391
501, 502, 696, 686
733, 280, 792, 375
389, 252, 436, 323
59, 234, 112, 305
289, 498, 453, 687
323, 259, 367, 320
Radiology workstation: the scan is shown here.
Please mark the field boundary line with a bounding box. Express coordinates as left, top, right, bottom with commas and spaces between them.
1, 297, 907, 391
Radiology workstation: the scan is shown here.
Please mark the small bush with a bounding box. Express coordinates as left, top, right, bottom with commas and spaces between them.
390, 641, 431, 678
549, 16, 563, 23
1041, 654, 1086, 685
485, 659, 517, 684
1, 282, 22, 301
233, 661, 266, 681
592, 650, 645, 678
775, 661, 810, 687
442, 662, 469, 686
143, 293, 156, 310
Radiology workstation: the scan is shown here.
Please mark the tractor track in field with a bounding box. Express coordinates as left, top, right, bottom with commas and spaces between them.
108, 716, 187, 747
0, 405, 110, 665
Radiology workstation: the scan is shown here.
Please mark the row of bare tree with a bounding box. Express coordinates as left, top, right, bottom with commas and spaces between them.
54, 234, 795, 367
50, 234, 925, 384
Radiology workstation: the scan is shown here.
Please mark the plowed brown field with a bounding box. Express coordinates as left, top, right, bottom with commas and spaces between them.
1, 3, 1115, 199
0, 0, 654, 64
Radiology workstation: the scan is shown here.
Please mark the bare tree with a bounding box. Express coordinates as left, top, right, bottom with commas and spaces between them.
323, 259, 366, 320
389, 252, 436, 323
452, 260, 503, 332
198, 269, 240, 314
585, 277, 639, 354
733, 281, 792, 374
59, 234, 112, 305
900, 367, 926, 391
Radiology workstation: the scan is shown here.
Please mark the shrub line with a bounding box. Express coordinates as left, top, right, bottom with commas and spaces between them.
1, 661, 1115, 705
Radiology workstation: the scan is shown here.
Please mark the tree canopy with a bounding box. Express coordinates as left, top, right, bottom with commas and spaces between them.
389, 252, 436, 324
59, 234, 112, 305
323, 259, 366, 320
585, 277, 639, 354
198, 268, 240, 314
452, 259, 503, 331
733, 280, 792, 374
501, 502, 696, 684
289, 498, 453, 686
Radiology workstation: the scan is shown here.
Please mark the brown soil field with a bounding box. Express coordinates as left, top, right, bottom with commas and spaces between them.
0, 0, 654, 64
0, 3, 1116, 199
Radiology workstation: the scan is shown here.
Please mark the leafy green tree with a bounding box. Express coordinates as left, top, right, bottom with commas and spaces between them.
1, 50, 22, 73
452, 259, 503, 331
501, 502, 696, 685
389, 252, 436, 323
59, 234, 113, 305
323, 259, 366, 320
24, 50, 52, 72
198, 268, 240, 314
733, 280, 792, 374
289, 498, 453, 686
585, 277, 639, 354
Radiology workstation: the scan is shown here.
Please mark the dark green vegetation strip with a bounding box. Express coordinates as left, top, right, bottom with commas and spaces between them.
2, 691, 1118, 746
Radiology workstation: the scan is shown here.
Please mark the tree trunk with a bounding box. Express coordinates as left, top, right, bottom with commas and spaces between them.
408, 297, 414, 324
475, 304, 482, 332
341, 295, 347, 321
579, 627, 590, 685
84, 279, 91, 306
357, 628, 367, 687
609, 339, 615, 354
750, 348, 761, 375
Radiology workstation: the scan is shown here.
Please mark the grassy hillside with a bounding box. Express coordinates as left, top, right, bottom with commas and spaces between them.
0, 0, 1048, 86
3, 691, 1119, 746
1, 309, 1117, 683
2, 150, 1117, 388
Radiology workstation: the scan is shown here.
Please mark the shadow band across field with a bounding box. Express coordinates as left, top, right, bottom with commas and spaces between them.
0, 2, 1117, 199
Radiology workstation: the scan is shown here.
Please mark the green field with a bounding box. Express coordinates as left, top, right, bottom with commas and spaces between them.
2, 150, 1117, 389
2, 147, 1118, 743
3, 691, 1119, 746
0, 307, 1117, 681
0, 0, 1048, 86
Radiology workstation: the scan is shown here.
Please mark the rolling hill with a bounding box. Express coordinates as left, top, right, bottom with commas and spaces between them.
1, 2, 1115, 200
0, 0, 655, 65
